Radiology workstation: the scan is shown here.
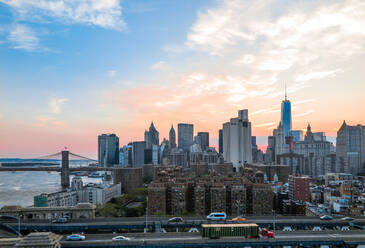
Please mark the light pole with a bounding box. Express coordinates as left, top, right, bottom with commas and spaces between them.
18, 214, 23, 236
236, 200, 241, 217
272, 210, 276, 237
144, 196, 148, 233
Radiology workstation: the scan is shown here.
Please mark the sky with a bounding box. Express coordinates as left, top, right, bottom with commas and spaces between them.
0, 0, 364, 158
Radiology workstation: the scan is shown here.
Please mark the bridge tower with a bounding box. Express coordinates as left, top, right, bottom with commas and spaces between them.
61, 150, 70, 189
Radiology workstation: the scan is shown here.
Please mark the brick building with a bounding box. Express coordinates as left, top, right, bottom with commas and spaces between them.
288, 175, 310, 202
114, 167, 143, 193
147, 163, 274, 216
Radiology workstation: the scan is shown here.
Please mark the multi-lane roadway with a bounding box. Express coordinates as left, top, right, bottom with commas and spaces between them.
60, 230, 365, 247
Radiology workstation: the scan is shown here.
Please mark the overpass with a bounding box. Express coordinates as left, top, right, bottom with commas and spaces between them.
5, 217, 365, 233
60, 231, 365, 247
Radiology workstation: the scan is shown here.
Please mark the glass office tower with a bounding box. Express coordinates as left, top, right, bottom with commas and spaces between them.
281, 96, 292, 138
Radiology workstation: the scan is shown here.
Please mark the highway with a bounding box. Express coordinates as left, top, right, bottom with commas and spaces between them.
4, 216, 365, 233
60, 230, 365, 247
10, 215, 365, 224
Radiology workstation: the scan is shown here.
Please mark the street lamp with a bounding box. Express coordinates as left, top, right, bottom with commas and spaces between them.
272, 210, 276, 237
235, 200, 241, 217
144, 196, 148, 233
18, 214, 23, 236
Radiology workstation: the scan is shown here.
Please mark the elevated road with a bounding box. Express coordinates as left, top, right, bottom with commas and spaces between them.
5, 216, 365, 232
60, 231, 365, 247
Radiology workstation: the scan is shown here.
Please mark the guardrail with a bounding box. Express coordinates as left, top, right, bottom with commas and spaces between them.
9, 219, 365, 233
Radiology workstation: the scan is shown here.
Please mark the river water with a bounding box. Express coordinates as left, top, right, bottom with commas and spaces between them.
0, 160, 102, 208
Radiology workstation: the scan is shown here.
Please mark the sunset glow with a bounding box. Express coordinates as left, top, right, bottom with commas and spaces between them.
0, 0, 364, 158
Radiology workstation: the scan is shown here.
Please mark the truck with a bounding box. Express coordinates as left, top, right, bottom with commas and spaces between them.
201, 223, 274, 239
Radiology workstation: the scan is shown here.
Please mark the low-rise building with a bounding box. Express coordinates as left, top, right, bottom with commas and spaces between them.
34, 177, 122, 207
0, 203, 95, 220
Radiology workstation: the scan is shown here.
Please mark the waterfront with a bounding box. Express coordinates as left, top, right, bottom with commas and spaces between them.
0, 168, 103, 208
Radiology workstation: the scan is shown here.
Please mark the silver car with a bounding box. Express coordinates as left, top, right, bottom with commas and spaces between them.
66, 234, 86, 241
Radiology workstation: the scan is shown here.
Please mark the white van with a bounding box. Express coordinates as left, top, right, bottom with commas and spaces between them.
207, 212, 227, 220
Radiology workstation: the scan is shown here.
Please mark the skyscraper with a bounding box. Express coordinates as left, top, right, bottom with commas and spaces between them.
169, 124, 176, 148
144, 122, 159, 149
130, 141, 146, 167
98, 134, 120, 167
336, 121, 365, 175
291, 130, 303, 142
178, 123, 194, 151
222, 109, 252, 168
219, 129, 223, 154
281, 89, 292, 137
197, 132, 209, 151
273, 122, 289, 157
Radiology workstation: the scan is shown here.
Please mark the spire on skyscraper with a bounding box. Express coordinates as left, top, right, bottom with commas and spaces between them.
285, 82, 287, 101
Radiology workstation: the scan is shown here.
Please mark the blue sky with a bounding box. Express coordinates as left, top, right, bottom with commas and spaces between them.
0, 0, 364, 157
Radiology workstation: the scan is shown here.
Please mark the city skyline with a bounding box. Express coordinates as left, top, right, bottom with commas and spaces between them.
1, 0, 365, 158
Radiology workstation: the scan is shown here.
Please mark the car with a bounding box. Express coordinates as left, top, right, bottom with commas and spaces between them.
312, 226, 322, 231
282, 226, 293, 232
320, 215, 333, 220
341, 226, 350, 231
112, 235, 130, 241
52, 217, 68, 223
66, 234, 86, 241
167, 217, 184, 222
207, 212, 227, 221
341, 217, 354, 221
231, 216, 246, 222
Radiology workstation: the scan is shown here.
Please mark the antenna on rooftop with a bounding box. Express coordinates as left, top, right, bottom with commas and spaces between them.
285, 82, 287, 101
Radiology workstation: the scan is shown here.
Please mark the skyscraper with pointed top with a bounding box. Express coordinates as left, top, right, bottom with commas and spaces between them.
169, 124, 176, 148
145, 121, 159, 149
281, 83, 292, 137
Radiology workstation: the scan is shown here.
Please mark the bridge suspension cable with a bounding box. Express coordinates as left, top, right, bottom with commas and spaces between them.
69, 152, 97, 162
33, 152, 62, 160
32, 151, 97, 161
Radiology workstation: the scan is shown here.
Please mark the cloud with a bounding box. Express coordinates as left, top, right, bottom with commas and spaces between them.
186, 0, 258, 55
100, 0, 365, 142
151, 61, 168, 71
186, 0, 365, 73
250, 107, 280, 116
8, 24, 39, 51
256, 122, 276, 127
1, 0, 125, 30
292, 99, 315, 105
295, 69, 344, 82
107, 70, 117, 77
49, 97, 68, 113
294, 110, 315, 118
34, 115, 66, 127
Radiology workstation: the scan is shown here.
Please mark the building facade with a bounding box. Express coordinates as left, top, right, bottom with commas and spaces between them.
288, 175, 310, 202
178, 123, 194, 151
281, 95, 292, 138
169, 125, 176, 148
219, 129, 223, 154
144, 122, 159, 149
114, 167, 143, 193
130, 141, 146, 167
222, 109, 252, 168
336, 121, 365, 176
197, 132, 209, 151
98, 134, 119, 167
